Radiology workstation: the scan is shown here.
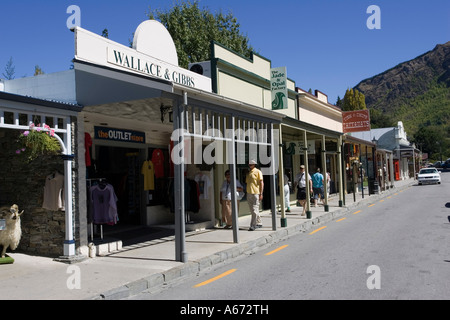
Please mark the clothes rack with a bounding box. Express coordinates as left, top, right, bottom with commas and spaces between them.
86, 178, 106, 241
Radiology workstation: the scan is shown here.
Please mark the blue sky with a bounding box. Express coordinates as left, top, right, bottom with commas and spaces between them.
1, 0, 449, 104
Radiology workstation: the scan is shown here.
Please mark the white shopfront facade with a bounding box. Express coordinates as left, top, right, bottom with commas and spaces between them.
2, 20, 283, 262
193, 42, 345, 224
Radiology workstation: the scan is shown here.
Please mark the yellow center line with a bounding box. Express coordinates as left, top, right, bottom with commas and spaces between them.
194, 269, 237, 288
309, 226, 327, 235
353, 210, 361, 215
368, 204, 375, 207
379, 199, 384, 202
336, 217, 346, 222
265, 245, 289, 256
394, 193, 398, 195
387, 196, 392, 199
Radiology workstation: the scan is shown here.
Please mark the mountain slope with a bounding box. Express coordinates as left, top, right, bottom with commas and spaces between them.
354, 41, 450, 134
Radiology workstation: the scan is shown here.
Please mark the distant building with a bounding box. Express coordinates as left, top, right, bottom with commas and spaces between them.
350, 121, 420, 181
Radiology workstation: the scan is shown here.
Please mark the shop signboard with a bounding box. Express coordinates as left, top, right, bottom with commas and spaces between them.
271, 67, 288, 110
325, 141, 338, 152
342, 110, 371, 133
94, 126, 145, 144
106, 47, 198, 89
400, 150, 413, 157
74, 23, 212, 92
286, 140, 316, 155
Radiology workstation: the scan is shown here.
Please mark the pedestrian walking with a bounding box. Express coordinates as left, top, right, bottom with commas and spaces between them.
220, 170, 244, 229
312, 168, 324, 207
294, 165, 312, 216
246, 159, 264, 231
284, 174, 291, 212
326, 170, 331, 197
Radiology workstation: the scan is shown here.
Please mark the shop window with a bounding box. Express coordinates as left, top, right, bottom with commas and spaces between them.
3, 111, 13, 124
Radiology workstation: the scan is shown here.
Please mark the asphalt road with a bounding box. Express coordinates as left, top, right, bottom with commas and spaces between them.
131, 172, 450, 301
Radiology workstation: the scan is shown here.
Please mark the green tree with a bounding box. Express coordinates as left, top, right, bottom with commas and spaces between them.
342, 88, 366, 111
336, 96, 343, 108
369, 108, 395, 128
412, 126, 446, 158
2, 56, 15, 80
148, 0, 254, 68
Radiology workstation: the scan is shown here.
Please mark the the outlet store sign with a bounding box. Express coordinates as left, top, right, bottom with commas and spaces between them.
74, 21, 212, 92
95, 126, 146, 144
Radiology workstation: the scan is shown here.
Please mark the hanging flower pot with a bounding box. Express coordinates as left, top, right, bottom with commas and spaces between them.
16, 124, 61, 162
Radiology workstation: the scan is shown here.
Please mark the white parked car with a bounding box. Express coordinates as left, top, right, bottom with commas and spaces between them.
417, 168, 441, 185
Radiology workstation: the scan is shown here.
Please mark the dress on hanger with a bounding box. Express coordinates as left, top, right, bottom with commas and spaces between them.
42, 172, 65, 211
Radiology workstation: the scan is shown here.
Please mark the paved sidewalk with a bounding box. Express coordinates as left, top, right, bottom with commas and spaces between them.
0, 179, 415, 300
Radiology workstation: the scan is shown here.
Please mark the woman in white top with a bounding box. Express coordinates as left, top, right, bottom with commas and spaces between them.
294, 165, 312, 216
283, 174, 291, 212
220, 170, 244, 228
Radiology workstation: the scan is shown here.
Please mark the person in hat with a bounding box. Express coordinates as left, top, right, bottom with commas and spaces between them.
246, 159, 264, 231
294, 165, 312, 216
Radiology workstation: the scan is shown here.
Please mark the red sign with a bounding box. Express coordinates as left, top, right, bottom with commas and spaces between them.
342, 110, 371, 133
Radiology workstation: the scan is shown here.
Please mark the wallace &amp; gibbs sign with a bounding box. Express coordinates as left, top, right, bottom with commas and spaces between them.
107, 48, 196, 88
74, 24, 212, 92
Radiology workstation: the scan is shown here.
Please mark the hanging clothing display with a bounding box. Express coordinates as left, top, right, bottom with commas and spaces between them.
85, 132, 92, 167
194, 173, 212, 200
42, 172, 65, 211
188, 179, 200, 213
141, 160, 155, 191
151, 148, 165, 178
89, 183, 118, 225
167, 178, 200, 213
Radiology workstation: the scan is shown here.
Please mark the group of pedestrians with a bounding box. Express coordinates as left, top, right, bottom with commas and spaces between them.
219, 159, 263, 231
220, 160, 328, 230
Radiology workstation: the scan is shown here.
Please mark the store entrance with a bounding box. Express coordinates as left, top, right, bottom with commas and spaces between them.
94, 145, 144, 226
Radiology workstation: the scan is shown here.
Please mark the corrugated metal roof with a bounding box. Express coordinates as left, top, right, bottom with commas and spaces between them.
0, 91, 83, 112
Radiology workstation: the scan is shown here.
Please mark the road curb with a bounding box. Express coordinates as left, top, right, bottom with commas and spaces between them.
92, 181, 415, 300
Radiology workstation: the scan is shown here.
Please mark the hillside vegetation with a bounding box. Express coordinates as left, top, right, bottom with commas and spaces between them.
354, 42, 450, 159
